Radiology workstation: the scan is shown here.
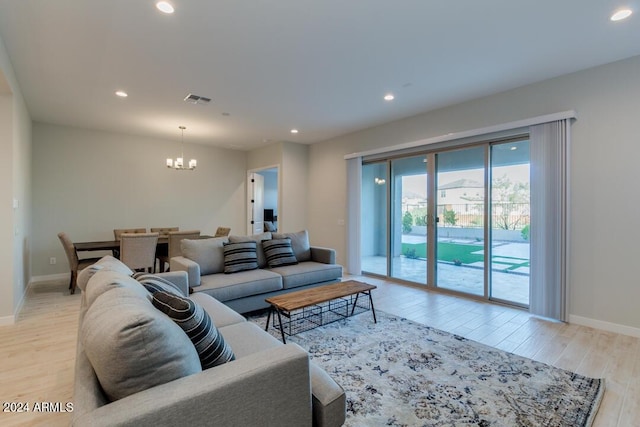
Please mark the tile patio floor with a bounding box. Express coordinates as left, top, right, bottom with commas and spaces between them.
362, 240, 530, 305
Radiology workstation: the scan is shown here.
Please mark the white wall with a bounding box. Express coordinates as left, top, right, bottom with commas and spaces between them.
308, 54, 640, 332
0, 34, 32, 323
280, 142, 308, 233
32, 123, 247, 276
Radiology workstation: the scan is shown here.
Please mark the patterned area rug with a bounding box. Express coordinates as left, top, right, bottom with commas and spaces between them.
250, 310, 604, 427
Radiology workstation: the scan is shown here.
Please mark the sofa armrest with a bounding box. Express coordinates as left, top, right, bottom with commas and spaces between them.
72, 344, 312, 427
310, 247, 336, 265
169, 256, 201, 287
155, 271, 189, 297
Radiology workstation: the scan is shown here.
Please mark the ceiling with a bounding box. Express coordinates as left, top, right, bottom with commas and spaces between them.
0, 1, 638, 150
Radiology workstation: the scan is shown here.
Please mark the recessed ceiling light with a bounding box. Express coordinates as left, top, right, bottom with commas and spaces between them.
156, 1, 175, 14
510, 146, 517, 151
611, 9, 632, 21
115, 90, 128, 98
384, 94, 395, 101
290, 129, 299, 134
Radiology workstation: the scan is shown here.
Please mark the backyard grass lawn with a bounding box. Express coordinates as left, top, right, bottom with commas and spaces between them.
402, 242, 483, 264
401, 242, 530, 271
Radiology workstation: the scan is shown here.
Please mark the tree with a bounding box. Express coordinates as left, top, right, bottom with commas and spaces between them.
443, 208, 457, 226
402, 211, 413, 233
492, 174, 530, 230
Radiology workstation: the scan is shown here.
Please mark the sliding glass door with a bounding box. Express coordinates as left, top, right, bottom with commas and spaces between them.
435, 146, 486, 296
490, 140, 530, 305
361, 162, 388, 276
390, 156, 428, 284
360, 137, 531, 308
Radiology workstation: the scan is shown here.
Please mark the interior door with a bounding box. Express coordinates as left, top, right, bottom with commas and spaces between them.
249, 173, 264, 234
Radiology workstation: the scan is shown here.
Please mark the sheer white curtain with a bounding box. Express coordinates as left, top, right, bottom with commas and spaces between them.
346, 157, 362, 275
529, 120, 570, 321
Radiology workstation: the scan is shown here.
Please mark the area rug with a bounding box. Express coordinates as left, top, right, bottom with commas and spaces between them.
249, 310, 604, 427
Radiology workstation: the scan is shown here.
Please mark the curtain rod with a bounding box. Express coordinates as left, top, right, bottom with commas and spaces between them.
344, 110, 577, 160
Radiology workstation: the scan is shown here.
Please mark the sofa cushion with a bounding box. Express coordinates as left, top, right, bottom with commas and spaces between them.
152, 291, 236, 369
85, 270, 150, 308
223, 241, 259, 274
196, 269, 283, 302
188, 292, 246, 328
133, 272, 183, 296
181, 237, 228, 275
229, 232, 272, 268
263, 238, 298, 268
273, 230, 311, 262
81, 287, 202, 401
77, 255, 134, 292
218, 322, 282, 358
270, 262, 343, 290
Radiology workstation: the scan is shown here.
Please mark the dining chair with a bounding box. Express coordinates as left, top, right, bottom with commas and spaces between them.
150, 227, 179, 237
151, 227, 179, 272
119, 232, 159, 273
113, 228, 147, 241
157, 230, 200, 272
57, 232, 103, 295
214, 226, 231, 237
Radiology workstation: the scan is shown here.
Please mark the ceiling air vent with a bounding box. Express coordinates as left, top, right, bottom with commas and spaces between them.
183, 93, 211, 105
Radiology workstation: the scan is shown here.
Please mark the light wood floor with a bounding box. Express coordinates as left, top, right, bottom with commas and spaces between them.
1, 275, 639, 426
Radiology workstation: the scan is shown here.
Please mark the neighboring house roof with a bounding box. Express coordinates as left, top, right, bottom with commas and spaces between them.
439, 179, 484, 190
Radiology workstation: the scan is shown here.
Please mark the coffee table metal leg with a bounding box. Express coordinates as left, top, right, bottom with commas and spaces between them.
265, 307, 272, 332
350, 293, 360, 316
367, 291, 377, 323
275, 308, 287, 344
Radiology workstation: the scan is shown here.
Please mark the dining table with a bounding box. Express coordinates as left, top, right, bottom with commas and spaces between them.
74, 235, 213, 257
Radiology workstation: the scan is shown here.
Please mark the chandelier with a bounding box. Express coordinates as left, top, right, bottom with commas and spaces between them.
166, 126, 197, 170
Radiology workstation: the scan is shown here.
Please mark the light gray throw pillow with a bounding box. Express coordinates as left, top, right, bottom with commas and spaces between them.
181, 237, 228, 275
77, 255, 134, 291
81, 287, 201, 401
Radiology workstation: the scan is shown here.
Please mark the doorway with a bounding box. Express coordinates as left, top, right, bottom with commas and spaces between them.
247, 166, 280, 235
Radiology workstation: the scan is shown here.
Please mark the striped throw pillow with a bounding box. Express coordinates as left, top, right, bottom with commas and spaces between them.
262, 238, 298, 268
223, 241, 258, 274
133, 272, 183, 296
151, 291, 235, 369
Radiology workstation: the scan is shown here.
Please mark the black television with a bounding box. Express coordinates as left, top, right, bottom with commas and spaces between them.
264, 209, 275, 222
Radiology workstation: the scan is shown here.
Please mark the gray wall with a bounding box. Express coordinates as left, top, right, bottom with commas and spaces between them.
308, 54, 640, 332
32, 123, 247, 276
0, 34, 32, 323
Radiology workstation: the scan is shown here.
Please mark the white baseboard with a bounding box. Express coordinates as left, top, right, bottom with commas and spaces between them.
569, 314, 640, 338
30, 273, 69, 283
0, 314, 15, 325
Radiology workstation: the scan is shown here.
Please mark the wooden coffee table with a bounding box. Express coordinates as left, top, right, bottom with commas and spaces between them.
265, 280, 377, 343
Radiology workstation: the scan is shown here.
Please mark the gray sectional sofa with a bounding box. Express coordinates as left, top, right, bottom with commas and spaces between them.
170, 230, 343, 313
72, 256, 346, 427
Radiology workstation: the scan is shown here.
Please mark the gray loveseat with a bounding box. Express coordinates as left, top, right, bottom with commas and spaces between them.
72, 256, 346, 427
170, 230, 343, 313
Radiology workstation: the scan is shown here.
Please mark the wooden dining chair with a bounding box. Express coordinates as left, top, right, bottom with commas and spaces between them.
119, 232, 159, 273
151, 227, 179, 272
58, 232, 103, 294
157, 230, 200, 272
214, 226, 231, 237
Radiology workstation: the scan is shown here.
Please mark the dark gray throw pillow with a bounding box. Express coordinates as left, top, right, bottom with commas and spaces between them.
262, 238, 298, 268
151, 291, 235, 369
133, 272, 182, 296
223, 241, 258, 274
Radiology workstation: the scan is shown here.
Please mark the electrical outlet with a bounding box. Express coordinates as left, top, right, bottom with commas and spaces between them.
49, 257, 56, 265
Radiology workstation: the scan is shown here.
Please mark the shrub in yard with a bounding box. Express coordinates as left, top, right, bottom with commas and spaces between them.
521, 224, 530, 241
443, 208, 457, 226
403, 211, 413, 233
